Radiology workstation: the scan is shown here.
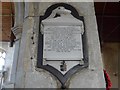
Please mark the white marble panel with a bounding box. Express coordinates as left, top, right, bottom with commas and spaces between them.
43, 26, 83, 60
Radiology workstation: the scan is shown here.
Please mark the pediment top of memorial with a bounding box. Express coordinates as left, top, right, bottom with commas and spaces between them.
41, 7, 83, 26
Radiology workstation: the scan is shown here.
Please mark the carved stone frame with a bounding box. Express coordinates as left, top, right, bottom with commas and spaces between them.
37, 3, 88, 88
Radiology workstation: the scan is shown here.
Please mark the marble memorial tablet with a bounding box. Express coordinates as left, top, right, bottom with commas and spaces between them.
43, 26, 83, 60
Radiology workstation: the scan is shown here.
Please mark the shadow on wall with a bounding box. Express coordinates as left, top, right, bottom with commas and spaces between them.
102, 43, 119, 88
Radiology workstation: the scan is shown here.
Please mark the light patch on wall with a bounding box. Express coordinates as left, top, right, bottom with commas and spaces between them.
0, 52, 6, 71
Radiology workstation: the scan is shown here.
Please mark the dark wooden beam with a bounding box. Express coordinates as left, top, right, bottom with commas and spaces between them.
94, 2, 120, 42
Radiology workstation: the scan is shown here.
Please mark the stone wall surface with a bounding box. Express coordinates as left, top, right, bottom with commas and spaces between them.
13, 2, 105, 88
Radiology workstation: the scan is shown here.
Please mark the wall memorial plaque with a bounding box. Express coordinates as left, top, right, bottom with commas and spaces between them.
37, 3, 88, 88
43, 26, 83, 60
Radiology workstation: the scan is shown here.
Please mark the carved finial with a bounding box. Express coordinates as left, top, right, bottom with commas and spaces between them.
55, 7, 71, 16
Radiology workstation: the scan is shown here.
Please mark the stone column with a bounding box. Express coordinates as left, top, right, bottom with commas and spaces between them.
68, 2, 106, 88
10, 2, 24, 88
14, 2, 58, 88
13, 2, 106, 88
34, 2, 106, 88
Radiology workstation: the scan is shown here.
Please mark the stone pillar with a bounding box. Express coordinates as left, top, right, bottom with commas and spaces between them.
13, 2, 105, 88
67, 2, 105, 88
10, 2, 24, 88
11, 26, 22, 83
14, 2, 58, 88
